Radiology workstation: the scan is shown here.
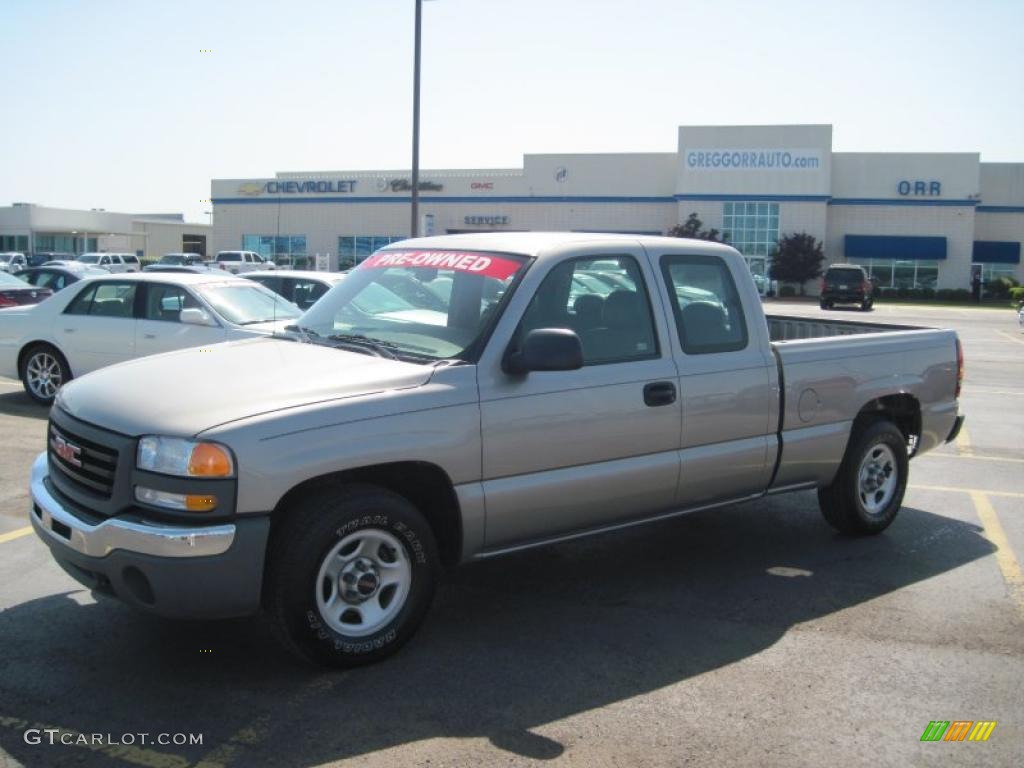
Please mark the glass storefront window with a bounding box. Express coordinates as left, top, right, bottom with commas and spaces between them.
242, 234, 307, 266
974, 263, 1018, 283
852, 260, 941, 289
337, 235, 406, 269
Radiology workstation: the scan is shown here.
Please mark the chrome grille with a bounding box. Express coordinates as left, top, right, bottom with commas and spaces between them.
48, 422, 118, 499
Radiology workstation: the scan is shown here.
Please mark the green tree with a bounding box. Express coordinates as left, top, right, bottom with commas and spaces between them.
668, 212, 726, 242
769, 232, 825, 294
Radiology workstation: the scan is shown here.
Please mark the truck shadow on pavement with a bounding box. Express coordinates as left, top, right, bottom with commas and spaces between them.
0, 390, 48, 421
0, 496, 996, 767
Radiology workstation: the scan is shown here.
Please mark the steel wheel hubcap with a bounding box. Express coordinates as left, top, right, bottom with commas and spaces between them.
858, 443, 897, 515
315, 528, 411, 637
26, 353, 62, 399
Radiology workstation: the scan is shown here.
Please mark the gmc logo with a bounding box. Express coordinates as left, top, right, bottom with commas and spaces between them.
53, 436, 82, 467
471, 182, 494, 190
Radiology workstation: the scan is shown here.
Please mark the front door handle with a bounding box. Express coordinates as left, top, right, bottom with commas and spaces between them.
643, 381, 676, 407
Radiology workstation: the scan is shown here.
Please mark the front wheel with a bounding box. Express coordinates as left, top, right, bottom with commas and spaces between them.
818, 418, 908, 535
21, 344, 71, 405
264, 484, 439, 667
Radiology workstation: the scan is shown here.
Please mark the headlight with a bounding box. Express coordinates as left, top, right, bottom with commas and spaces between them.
137, 436, 235, 478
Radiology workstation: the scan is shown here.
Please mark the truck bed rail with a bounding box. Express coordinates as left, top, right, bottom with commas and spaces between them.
766, 314, 918, 342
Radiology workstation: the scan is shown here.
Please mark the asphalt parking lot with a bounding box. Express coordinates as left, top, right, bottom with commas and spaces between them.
0, 301, 1021, 768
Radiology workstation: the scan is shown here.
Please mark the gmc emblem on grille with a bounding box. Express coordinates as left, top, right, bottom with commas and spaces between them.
54, 436, 82, 467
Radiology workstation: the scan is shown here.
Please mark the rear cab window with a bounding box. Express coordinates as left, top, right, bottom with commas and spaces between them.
660, 254, 748, 355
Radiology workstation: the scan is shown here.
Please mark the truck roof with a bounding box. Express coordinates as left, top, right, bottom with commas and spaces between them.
380, 232, 738, 260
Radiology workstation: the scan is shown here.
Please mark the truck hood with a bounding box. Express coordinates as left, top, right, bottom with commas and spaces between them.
57, 338, 435, 436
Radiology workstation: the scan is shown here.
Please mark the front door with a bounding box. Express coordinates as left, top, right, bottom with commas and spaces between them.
136, 283, 226, 357
477, 247, 682, 550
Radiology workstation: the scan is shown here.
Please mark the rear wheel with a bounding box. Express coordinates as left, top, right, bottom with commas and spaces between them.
820, 300, 830, 310
818, 418, 908, 535
264, 484, 439, 667
20, 344, 71, 405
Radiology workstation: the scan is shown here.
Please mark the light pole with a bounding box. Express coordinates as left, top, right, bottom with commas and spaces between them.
410, 0, 423, 237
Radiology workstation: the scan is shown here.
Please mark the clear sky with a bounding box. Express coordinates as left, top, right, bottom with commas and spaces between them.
2, 0, 1022, 223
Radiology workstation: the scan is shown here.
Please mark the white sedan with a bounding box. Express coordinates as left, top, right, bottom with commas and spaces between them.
0, 272, 301, 404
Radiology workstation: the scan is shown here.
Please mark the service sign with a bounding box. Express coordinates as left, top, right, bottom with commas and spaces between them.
359, 250, 523, 280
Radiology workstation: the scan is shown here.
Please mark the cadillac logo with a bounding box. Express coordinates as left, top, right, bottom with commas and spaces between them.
53, 435, 82, 467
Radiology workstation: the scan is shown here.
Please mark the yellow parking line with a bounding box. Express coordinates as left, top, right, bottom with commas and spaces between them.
996, 330, 1024, 345
970, 492, 1024, 613
928, 452, 1024, 465
0, 526, 33, 544
955, 426, 973, 457
909, 484, 1024, 499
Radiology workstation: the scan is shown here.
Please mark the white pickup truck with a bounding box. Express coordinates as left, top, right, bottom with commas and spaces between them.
28, 233, 964, 667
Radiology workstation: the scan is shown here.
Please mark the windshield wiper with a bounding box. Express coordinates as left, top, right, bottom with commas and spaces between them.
283, 324, 320, 343
325, 333, 400, 360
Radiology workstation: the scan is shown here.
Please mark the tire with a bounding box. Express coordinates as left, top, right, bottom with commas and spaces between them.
860, 299, 870, 311
819, 300, 828, 310
264, 484, 439, 668
20, 344, 71, 405
818, 418, 908, 535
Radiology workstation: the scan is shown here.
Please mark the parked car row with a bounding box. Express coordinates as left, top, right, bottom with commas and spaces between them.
0, 272, 301, 404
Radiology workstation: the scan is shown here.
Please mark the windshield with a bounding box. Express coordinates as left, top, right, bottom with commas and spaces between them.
298, 249, 530, 361
194, 283, 301, 325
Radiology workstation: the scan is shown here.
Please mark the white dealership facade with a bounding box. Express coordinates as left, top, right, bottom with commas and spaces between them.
211, 124, 1023, 292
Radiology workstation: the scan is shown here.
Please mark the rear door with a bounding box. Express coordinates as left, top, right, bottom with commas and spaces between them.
59, 281, 140, 373
136, 282, 227, 357
477, 245, 682, 549
653, 249, 776, 506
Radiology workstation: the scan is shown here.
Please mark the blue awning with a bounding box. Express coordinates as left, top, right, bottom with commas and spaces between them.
844, 235, 947, 261
972, 241, 1020, 264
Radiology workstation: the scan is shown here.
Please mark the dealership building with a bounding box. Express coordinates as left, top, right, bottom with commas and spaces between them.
211, 124, 1023, 292
0, 204, 212, 259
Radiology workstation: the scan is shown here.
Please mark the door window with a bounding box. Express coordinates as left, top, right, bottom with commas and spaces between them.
143, 284, 200, 322
515, 255, 658, 365
65, 282, 138, 318
287, 278, 330, 310
660, 255, 748, 355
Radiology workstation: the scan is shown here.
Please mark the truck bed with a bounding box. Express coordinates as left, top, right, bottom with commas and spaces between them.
763, 313, 960, 490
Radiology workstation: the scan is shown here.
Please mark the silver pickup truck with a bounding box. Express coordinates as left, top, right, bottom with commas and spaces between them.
29, 233, 964, 667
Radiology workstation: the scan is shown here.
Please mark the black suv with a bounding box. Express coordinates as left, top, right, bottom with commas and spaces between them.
820, 264, 875, 311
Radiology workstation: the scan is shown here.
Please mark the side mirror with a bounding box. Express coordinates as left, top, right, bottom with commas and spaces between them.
180, 308, 218, 327
504, 328, 583, 375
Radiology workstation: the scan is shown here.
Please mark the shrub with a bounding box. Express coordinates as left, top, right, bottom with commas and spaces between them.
985, 277, 1017, 299
778, 284, 797, 297
879, 287, 898, 299
936, 288, 956, 301
950, 289, 971, 302
896, 286, 911, 299
1009, 286, 1024, 305
919, 288, 936, 300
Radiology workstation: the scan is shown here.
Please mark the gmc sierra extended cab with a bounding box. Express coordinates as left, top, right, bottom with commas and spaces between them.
29, 233, 964, 667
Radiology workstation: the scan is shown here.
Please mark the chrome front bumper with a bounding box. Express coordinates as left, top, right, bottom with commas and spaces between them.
29, 452, 236, 558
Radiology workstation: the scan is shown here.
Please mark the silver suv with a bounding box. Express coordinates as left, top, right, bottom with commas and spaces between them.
77, 252, 141, 273
214, 250, 276, 275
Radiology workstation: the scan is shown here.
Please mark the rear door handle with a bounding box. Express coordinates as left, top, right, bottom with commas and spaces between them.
643, 381, 676, 407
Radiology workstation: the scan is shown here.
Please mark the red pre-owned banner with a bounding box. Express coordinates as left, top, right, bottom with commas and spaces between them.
358, 251, 522, 280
